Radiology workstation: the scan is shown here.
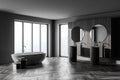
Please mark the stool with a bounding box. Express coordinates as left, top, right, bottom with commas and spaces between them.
16, 62, 21, 69
16, 57, 27, 69
21, 58, 27, 69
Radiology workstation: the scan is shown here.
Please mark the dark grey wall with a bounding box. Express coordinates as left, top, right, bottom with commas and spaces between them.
111, 18, 120, 59
49, 20, 56, 57
0, 11, 52, 64
0, 12, 14, 64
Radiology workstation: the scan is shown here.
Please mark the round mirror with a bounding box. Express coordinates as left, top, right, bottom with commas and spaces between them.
71, 26, 85, 42
90, 24, 107, 43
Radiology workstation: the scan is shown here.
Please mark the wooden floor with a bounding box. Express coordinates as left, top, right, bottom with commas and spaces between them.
1, 57, 120, 80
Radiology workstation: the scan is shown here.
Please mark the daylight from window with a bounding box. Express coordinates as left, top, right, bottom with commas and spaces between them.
14, 21, 48, 55
41, 24, 47, 53
24, 22, 32, 53
60, 24, 68, 57
14, 21, 22, 53
33, 23, 40, 52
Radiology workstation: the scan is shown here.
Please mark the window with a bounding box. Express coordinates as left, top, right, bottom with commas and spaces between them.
14, 21, 22, 53
33, 23, 40, 52
60, 24, 68, 57
14, 20, 48, 56
41, 24, 47, 53
24, 22, 32, 53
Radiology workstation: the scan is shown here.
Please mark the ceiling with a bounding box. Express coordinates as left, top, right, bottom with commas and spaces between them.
0, 0, 120, 20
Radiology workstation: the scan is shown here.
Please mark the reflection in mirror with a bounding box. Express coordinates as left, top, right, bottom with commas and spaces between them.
71, 26, 84, 43
80, 29, 84, 41
90, 24, 107, 43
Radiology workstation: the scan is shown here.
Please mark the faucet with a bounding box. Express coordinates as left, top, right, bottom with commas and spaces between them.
80, 42, 87, 46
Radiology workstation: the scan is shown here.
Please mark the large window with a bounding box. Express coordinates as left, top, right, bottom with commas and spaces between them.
41, 24, 47, 53
24, 22, 32, 53
14, 20, 48, 56
14, 21, 22, 53
33, 23, 40, 52
60, 24, 68, 57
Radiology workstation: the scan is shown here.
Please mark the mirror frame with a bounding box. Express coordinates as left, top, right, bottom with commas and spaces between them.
90, 24, 108, 43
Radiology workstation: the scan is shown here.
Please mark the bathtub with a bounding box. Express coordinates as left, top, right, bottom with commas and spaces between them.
11, 52, 46, 65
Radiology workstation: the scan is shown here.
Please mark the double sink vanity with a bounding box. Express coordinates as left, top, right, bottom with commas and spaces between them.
69, 17, 111, 65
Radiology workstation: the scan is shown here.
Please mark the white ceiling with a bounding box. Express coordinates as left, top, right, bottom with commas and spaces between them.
0, 0, 120, 20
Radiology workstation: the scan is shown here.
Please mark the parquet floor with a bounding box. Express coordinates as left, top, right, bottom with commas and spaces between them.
1, 57, 120, 80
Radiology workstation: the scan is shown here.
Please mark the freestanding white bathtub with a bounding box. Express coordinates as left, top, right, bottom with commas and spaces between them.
11, 52, 46, 65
